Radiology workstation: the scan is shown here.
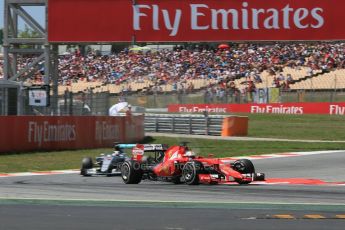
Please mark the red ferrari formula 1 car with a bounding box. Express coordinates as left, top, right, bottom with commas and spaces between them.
120, 143, 265, 185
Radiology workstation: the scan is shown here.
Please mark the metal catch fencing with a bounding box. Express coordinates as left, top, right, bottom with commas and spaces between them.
144, 114, 225, 136
6, 86, 345, 116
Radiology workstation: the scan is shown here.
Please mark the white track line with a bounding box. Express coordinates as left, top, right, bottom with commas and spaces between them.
1, 197, 345, 206
0, 170, 79, 178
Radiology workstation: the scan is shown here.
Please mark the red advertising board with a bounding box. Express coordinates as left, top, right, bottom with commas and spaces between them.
48, 0, 345, 42
0, 115, 144, 153
168, 102, 345, 115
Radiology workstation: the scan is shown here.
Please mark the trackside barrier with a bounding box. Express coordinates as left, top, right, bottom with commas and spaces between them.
144, 114, 248, 136
221, 116, 248, 136
168, 102, 345, 115
0, 115, 144, 153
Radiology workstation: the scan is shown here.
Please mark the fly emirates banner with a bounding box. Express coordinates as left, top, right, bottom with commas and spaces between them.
168, 102, 345, 115
48, 0, 345, 42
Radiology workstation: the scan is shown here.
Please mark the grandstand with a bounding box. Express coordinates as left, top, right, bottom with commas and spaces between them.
1, 43, 343, 98
0, 40, 345, 114
290, 69, 345, 90
12, 42, 342, 97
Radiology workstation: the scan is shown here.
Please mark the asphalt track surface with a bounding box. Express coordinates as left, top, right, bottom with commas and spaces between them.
1, 151, 345, 230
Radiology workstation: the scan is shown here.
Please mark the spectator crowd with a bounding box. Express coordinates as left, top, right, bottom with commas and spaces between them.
1, 42, 345, 96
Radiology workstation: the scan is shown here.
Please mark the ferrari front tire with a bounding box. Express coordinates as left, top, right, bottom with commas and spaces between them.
233, 159, 255, 185
121, 161, 142, 184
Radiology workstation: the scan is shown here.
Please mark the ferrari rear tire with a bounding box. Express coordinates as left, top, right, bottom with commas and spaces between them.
121, 161, 142, 184
80, 157, 93, 176
233, 159, 255, 185
182, 161, 202, 185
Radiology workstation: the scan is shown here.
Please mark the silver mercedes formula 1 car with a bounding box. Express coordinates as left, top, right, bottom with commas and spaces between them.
80, 144, 131, 176
80, 143, 168, 176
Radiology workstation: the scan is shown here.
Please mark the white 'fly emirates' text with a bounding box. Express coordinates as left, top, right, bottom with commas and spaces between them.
179, 106, 227, 113
133, 2, 324, 36
251, 105, 304, 114
95, 121, 120, 141
28, 121, 76, 147
330, 105, 345, 115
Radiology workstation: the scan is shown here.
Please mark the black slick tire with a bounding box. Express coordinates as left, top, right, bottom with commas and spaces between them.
182, 161, 202, 185
233, 159, 255, 185
80, 157, 93, 176
121, 161, 142, 184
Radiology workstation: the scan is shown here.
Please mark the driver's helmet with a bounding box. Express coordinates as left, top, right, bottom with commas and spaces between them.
112, 151, 121, 156
184, 151, 196, 157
